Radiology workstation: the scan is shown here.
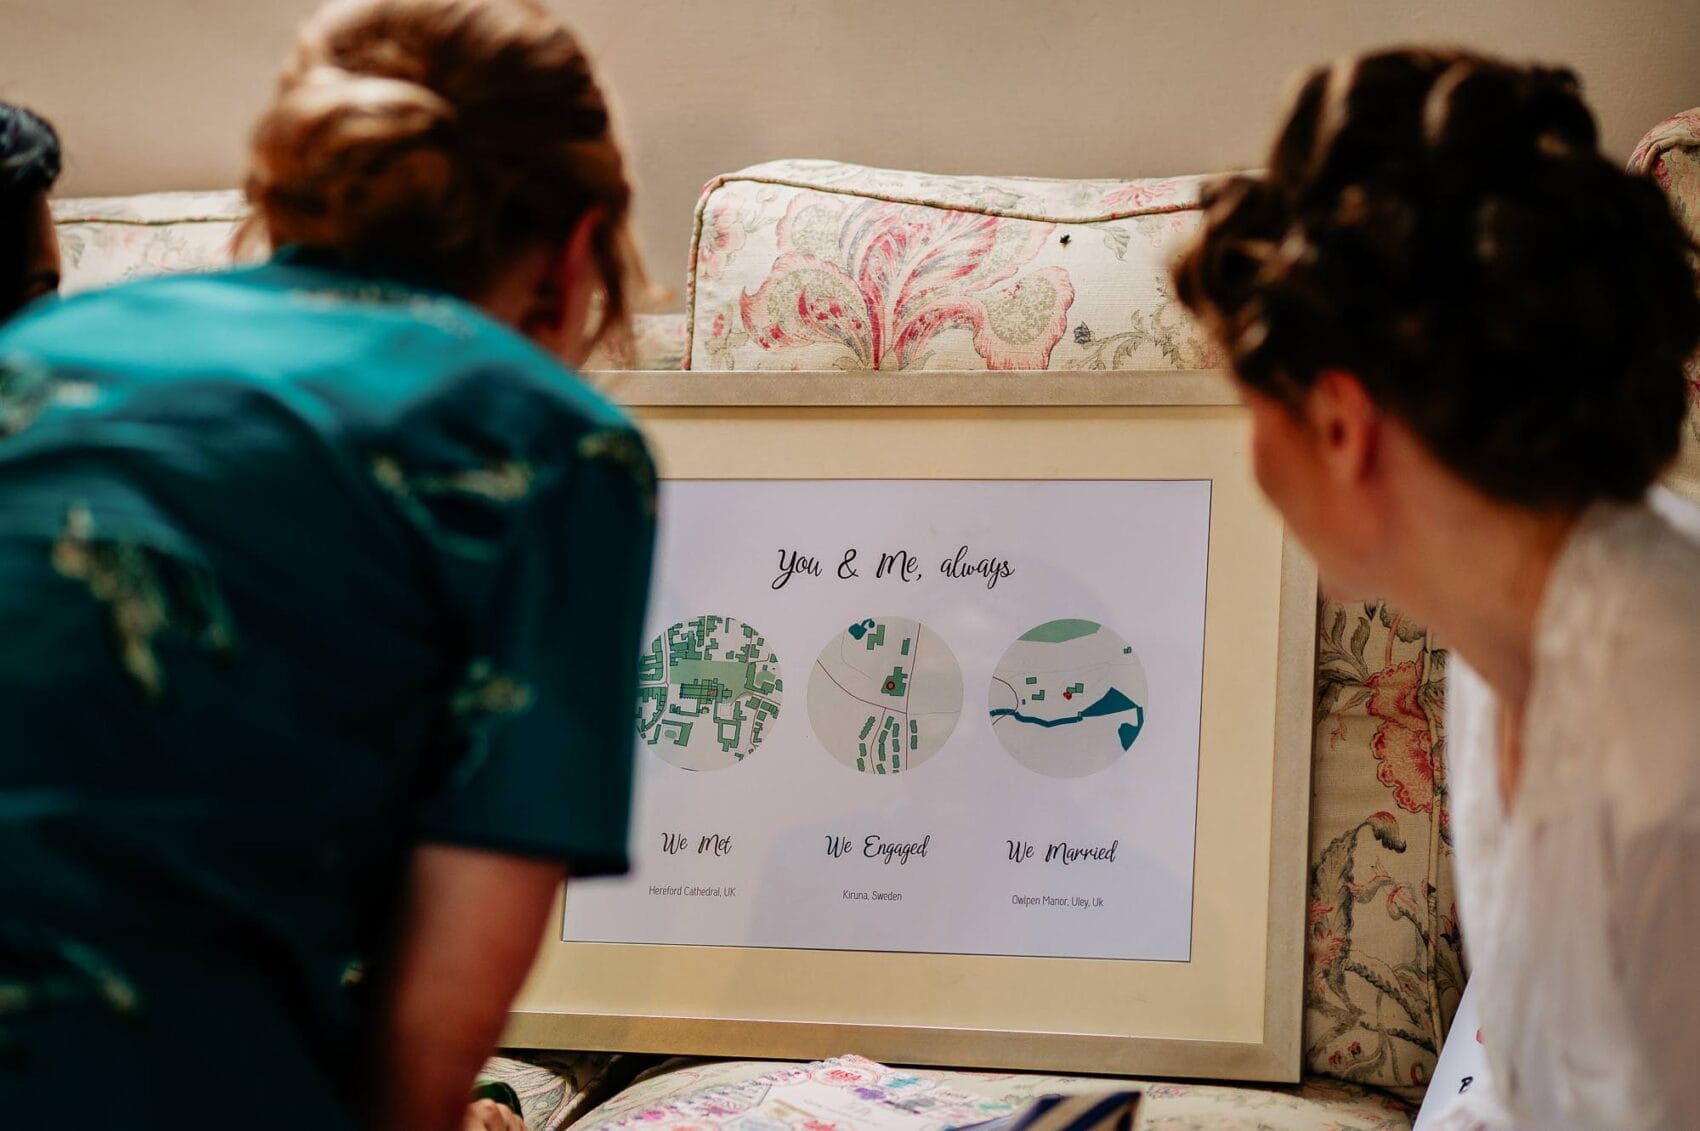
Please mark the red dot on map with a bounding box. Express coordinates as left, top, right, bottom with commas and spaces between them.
1063, 691, 1073, 700
885, 681, 895, 691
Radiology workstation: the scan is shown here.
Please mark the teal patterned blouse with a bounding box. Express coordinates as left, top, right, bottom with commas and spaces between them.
0, 250, 656, 1124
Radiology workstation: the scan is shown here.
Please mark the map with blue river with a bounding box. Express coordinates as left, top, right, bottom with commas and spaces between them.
989, 619, 1149, 778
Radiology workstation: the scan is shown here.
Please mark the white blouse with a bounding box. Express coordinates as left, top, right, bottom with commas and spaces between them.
1437, 494, 1700, 1130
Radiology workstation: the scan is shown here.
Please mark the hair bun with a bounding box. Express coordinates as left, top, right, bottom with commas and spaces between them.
247, 63, 476, 263
1424, 61, 1597, 169
242, 0, 645, 350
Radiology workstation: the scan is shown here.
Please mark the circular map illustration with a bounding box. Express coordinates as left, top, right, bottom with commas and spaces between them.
988, 619, 1147, 778
808, 617, 963, 775
637, 614, 782, 771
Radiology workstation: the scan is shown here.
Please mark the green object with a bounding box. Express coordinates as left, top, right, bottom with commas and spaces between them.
473, 1079, 525, 1116
0, 248, 657, 1121
1019, 618, 1102, 644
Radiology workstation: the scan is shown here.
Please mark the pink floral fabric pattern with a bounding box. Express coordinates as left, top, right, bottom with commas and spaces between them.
695, 159, 1212, 218
1628, 108, 1700, 498
577, 1058, 1412, 1131
698, 200, 751, 279
1308, 601, 1460, 1099
686, 161, 1216, 372
737, 191, 1075, 370
51, 190, 248, 295
1097, 179, 1199, 214
575, 1055, 1020, 1131
1628, 109, 1700, 232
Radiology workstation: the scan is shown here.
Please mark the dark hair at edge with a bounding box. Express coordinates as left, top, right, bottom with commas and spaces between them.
0, 101, 62, 319
1173, 48, 1700, 511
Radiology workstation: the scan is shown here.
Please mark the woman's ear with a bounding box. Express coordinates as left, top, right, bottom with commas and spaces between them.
520, 209, 605, 367
1307, 368, 1381, 488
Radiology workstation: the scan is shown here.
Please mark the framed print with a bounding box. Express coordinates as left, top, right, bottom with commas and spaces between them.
504, 371, 1316, 1082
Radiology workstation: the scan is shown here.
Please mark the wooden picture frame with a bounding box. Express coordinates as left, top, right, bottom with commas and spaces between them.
504, 371, 1316, 1083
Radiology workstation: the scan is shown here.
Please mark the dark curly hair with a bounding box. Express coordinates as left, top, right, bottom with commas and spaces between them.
1174, 49, 1700, 510
0, 101, 62, 320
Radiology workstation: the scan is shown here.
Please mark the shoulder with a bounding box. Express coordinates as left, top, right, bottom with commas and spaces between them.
379, 313, 643, 468
0, 263, 405, 378
348, 306, 653, 519
1564, 502, 1700, 651
1582, 505, 1700, 823
1603, 504, 1700, 656
5, 262, 638, 437
249, 259, 643, 441
1, 269, 245, 348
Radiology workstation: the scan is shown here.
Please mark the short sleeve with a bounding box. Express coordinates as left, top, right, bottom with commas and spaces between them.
416, 425, 657, 875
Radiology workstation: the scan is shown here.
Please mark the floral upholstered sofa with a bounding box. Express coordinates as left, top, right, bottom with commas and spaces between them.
46, 109, 1700, 1131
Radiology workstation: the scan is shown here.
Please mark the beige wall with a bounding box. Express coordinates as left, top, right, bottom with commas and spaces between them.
3, 0, 1697, 301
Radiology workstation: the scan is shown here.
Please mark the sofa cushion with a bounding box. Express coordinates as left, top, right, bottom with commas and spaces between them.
1629, 108, 1700, 505
584, 314, 689, 371
684, 160, 1218, 372
575, 1058, 1413, 1131
1308, 604, 1459, 1101
49, 190, 689, 371
51, 190, 248, 295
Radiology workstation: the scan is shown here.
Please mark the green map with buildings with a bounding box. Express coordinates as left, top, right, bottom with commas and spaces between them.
807, 616, 963, 776
637, 615, 782, 771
